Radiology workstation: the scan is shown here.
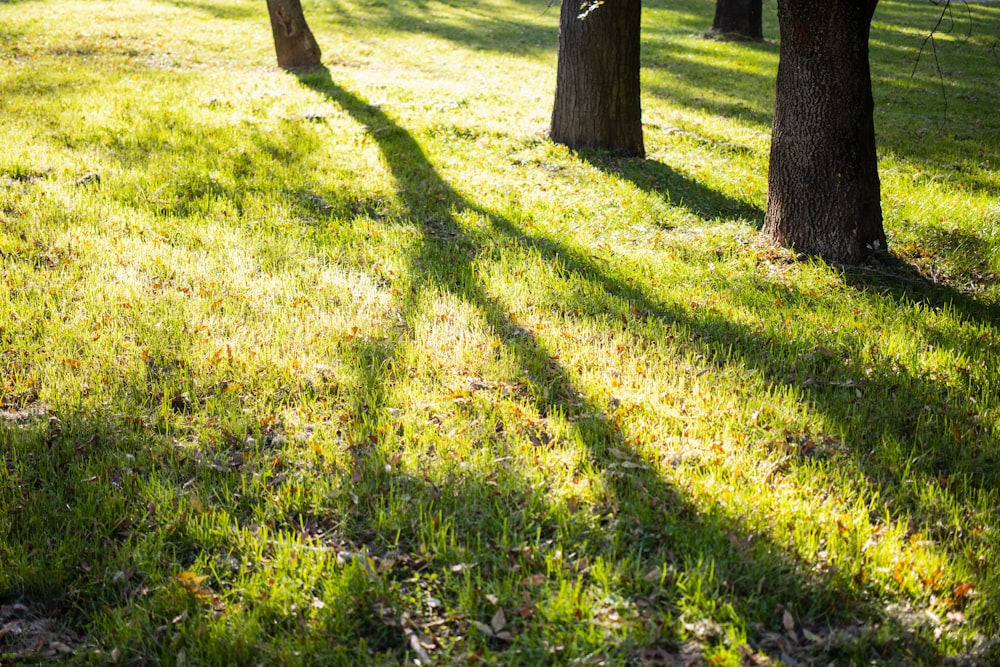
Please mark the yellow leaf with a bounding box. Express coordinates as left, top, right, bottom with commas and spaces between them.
176, 571, 208, 586
189, 491, 205, 514
176, 571, 214, 600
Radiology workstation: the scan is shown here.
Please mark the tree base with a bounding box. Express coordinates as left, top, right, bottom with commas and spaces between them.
703, 29, 764, 42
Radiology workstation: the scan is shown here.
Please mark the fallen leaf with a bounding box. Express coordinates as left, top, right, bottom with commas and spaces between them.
176, 571, 208, 587
189, 491, 205, 514
470, 620, 494, 637
406, 628, 432, 663
684, 618, 723, 641
953, 583, 975, 599
521, 573, 546, 587
490, 607, 507, 634
50, 641, 73, 654
802, 628, 822, 643
176, 572, 213, 601
782, 609, 795, 633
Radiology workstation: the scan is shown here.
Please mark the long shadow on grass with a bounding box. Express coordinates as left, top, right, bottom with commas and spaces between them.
295, 67, 951, 662
841, 250, 1000, 332
157, 0, 258, 20
578, 150, 765, 227
321, 0, 556, 56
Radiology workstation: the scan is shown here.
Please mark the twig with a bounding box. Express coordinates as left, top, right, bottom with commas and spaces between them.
912, 0, 956, 124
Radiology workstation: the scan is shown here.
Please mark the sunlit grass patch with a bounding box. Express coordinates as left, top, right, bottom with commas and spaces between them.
2, 0, 1000, 664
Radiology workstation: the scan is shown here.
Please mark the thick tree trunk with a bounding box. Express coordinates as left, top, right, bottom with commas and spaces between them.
762, 0, 885, 264
709, 0, 763, 41
550, 0, 644, 157
266, 0, 322, 70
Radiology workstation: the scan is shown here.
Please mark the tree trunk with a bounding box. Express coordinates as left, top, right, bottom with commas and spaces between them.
266, 0, 322, 70
762, 0, 885, 264
709, 0, 763, 41
550, 0, 644, 158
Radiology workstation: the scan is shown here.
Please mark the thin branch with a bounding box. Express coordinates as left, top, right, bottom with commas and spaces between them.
911, 0, 956, 124
957, 0, 974, 45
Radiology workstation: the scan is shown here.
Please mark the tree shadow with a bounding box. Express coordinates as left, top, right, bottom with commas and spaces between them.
639, 0, 999, 198
156, 0, 258, 20
840, 249, 1000, 328
320, 0, 557, 57
640, 35, 779, 128
2, 58, 984, 663
292, 66, 953, 662
578, 150, 765, 227
4, 37, 991, 660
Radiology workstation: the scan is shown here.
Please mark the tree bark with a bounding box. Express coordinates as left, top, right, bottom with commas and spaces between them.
266, 0, 322, 70
550, 0, 644, 158
709, 0, 763, 41
762, 0, 885, 264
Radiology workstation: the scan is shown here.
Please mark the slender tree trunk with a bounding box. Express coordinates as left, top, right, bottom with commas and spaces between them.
550, 0, 644, 157
709, 0, 763, 41
762, 0, 885, 264
266, 0, 322, 70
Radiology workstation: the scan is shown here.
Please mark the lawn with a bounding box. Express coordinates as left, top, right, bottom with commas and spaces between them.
1, 0, 1000, 664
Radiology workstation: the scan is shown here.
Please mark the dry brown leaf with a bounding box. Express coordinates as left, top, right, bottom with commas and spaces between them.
954, 583, 975, 599
521, 573, 546, 587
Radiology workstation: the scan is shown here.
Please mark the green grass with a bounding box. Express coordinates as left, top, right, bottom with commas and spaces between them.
1, 0, 999, 664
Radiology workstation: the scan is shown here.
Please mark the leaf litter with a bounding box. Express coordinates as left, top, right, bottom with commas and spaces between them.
0, 602, 81, 660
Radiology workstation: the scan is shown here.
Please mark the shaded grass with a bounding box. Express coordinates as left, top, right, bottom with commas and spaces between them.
1, 0, 1000, 664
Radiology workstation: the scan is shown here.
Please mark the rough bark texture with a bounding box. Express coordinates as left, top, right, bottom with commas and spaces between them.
709, 0, 763, 41
550, 0, 644, 157
266, 0, 322, 70
762, 0, 885, 264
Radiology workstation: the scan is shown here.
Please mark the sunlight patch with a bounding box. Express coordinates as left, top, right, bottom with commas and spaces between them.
413, 292, 496, 376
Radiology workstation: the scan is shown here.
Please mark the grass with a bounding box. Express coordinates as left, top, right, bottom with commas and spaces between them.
1, 0, 999, 664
